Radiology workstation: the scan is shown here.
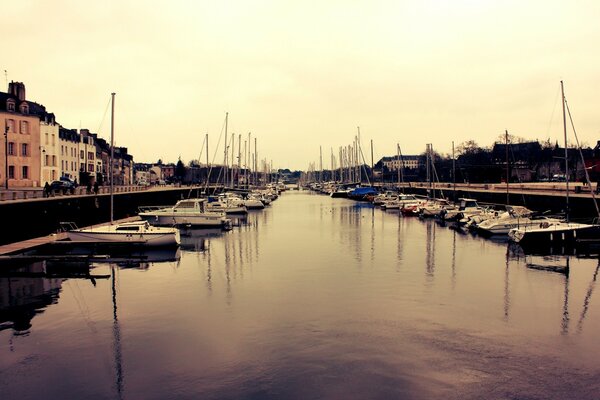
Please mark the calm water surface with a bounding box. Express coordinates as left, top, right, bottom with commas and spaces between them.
1, 191, 600, 399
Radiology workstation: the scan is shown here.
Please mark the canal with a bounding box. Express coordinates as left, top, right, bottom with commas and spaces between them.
1, 191, 599, 399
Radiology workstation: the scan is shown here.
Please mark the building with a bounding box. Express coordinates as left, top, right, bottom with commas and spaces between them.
0, 82, 42, 187
380, 155, 421, 170
59, 127, 80, 181
39, 113, 60, 185
78, 129, 97, 185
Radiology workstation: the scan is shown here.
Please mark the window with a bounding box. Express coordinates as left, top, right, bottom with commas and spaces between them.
88, 163, 94, 172
80, 150, 84, 159
80, 162, 84, 171
88, 152, 94, 160
8, 166, 14, 179
6, 100, 15, 112
45, 154, 49, 166
22, 166, 28, 179
52, 155, 56, 167
6, 119, 15, 132
21, 143, 28, 156
20, 104, 29, 114
51, 134, 55, 145
20, 121, 29, 134
45, 132, 49, 144
7, 142, 15, 156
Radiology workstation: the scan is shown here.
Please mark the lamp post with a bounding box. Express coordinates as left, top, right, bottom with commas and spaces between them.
4, 121, 8, 190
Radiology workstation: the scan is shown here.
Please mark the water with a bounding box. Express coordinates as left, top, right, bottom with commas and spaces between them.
1, 191, 600, 399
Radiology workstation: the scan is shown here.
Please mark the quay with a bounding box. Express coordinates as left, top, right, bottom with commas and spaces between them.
3, 181, 599, 247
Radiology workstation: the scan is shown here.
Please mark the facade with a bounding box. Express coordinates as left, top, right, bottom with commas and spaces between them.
78, 129, 97, 185
59, 128, 80, 181
40, 115, 60, 185
0, 82, 42, 187
380, 155, 421, 170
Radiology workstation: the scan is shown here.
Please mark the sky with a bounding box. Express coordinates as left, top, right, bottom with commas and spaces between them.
3, 0, 600, 170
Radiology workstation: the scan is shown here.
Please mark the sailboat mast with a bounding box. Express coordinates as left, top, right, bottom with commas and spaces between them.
452, 141, 456, 202
110, 92, 115, 224
506, 130, 510, 205
396, 143, 401, 191
561, 81, 569, 222
223, 112, 228, 189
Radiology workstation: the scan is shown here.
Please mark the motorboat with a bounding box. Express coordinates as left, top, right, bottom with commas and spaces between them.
65, 220, 180, 247
372, 191, 398, 206
206, 195, 248, 214
418, 198, 454, 218
475, 206, 562, 236
508, 221, 600, 247
139, 198, 231, 228
381, 194, 420, 210
441, 198, 484, 221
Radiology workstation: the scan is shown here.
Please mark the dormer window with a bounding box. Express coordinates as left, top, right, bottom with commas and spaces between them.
6, 99, 15, 112
20, 103, 29, 114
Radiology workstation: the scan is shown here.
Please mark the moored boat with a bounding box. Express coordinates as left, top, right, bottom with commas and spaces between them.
66, 221, 180, 247
139, 198, 231, 228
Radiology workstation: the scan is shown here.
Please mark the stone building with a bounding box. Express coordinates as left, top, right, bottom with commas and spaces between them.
0, 82, 42, 187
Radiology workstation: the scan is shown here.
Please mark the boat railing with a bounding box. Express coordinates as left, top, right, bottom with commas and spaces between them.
59, 221, 79, 232
138, 205, 171, 213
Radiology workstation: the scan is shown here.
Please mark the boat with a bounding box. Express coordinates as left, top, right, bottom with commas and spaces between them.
347, 186, 378, 201
64, 93, 180, 247
419, 198, 454, 218
66, 220, 180, 247
372, 191, 398, 206
441, 198, 484, 221
509, 81, 600, 248
381, 194, 421, 210
476, 206, 562, 236
139, 198, 232, 228
206, 194, 248, 214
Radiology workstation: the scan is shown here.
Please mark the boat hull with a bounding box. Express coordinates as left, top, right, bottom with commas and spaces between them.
509, 224, 600, 248
67, 228, 180, 247
139, 212, 228, 228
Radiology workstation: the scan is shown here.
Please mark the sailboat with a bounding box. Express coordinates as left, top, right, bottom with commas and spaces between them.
66, 93, 180, 247
508, 82, 600, 248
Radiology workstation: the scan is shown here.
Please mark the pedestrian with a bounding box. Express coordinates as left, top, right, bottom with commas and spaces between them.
43, 182, 50, 198
93, 181, 99, 195
86, 182, 92, 194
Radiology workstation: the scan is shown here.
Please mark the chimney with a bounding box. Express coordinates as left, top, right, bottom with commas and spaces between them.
7, 81, 26, 100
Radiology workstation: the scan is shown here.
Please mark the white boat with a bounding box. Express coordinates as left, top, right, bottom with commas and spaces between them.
441, 198, 484, 221
509, 82, 600, 248
244, 195, 265, 209
372, 191, 398, 206
139, 198, 231, 228
476, 206, 562, 235
67, 220, 180, 247
206, 195, 248, 214
381, 194, 420, 210
419, 198, 454, 218
508, 221, 600, 246
61, 93, 180, 248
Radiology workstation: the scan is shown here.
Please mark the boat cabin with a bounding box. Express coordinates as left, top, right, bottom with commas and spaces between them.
458, 198, 480, 210
172, 199, 207, 213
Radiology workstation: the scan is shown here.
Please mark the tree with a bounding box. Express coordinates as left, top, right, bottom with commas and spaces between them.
175, 157, 186, 181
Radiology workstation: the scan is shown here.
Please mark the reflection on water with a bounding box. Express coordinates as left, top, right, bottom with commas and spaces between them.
1, 192, 600, 399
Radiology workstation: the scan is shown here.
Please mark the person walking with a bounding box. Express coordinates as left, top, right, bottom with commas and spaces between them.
43, 182, 50, 198
93, 181, 99, 195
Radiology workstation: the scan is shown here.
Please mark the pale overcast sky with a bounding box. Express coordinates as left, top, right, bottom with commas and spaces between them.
3, 0, 600, 169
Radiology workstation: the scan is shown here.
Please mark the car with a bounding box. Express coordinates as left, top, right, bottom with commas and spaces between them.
49, 179, 76, 194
